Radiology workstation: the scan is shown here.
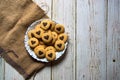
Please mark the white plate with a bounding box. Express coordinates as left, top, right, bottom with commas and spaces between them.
24, 19, 68, 62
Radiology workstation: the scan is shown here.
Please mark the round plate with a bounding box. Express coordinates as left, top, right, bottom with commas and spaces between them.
24, 19, 68, 62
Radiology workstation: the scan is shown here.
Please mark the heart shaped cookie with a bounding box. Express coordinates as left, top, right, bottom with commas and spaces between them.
58, 33, 68, 43
28, 38, 39, 48
34, 28, 44, 38
42, 32, 52, 43
54, 40, 65, 51
40, 19, 51, 30
27, 30, 35, 38
54, 24, 65, 34
34, 47, 45, 58
45, 50, 56, 61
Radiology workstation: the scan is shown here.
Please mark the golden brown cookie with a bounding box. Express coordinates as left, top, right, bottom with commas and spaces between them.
51, 32, 58, 39
47, 32, 58, 45
41, 32, 53, 43
38, 38, 45, 45
27, 29, 35, 38
49, 20, 56, 31
40, 19, 51, 30
58, 33, 68, 43
35, 23, 42, 29
54, 24, 65, 34
28, 38, 39, 48
51, 37, 56, 45
45, 50, 56, 61
34, 45, 46, 52
34, 47, 46, 58
45, 46, 56, 52
44, 30, 52, 35
54, 40, 65, 51
34, 28, 44, 38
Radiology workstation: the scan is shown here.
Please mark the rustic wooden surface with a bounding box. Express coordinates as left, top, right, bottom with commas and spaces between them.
0, 0, 120, 80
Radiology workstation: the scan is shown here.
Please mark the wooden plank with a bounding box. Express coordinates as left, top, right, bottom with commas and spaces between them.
4, 63, 24, 80
107, 0, 120, 80
0, 58, 4, 80
52, 0, 76, 80
76, 0, 107, 80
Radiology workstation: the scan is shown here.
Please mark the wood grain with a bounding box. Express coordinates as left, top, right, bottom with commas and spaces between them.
4, 63, 24, 80
76, 0, 107, 80
107, 0, 120, 80
0, 59, 4, 80
0, 0, 120, 80
51, 0, 76, 80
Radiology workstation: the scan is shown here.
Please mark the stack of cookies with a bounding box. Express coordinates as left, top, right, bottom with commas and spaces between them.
27, 19, 68, 61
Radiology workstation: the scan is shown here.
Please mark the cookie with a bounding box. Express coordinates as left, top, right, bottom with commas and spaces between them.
58, 33, 68, 43
47, 32, 58, 45
34, 28, 44, 38
34, 45, 46, 52
27, 29, 35, 38
40, 19, 51, 30
34, 47, 46, 58
51, 37, 56, 45
45, 50, 56, 61
41, 32, 52, 43
45, 46, 56, 52
51, 32, 58, 39
28, 38, 39, 48
35, 23, 41, 29
44, 30, 52, 35
48, 20, 56, 31
38, 38, 45, 45
47, 30, 52, 34
54, 40, 65, 51
54, 24, 65, 34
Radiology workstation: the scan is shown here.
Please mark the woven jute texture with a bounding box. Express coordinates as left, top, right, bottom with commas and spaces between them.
0, 0, 48, 79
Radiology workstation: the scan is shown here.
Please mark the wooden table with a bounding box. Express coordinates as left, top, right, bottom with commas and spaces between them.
0, 0, 120, 80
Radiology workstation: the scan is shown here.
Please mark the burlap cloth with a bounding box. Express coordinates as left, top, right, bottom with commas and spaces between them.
0, 0, 48, 79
